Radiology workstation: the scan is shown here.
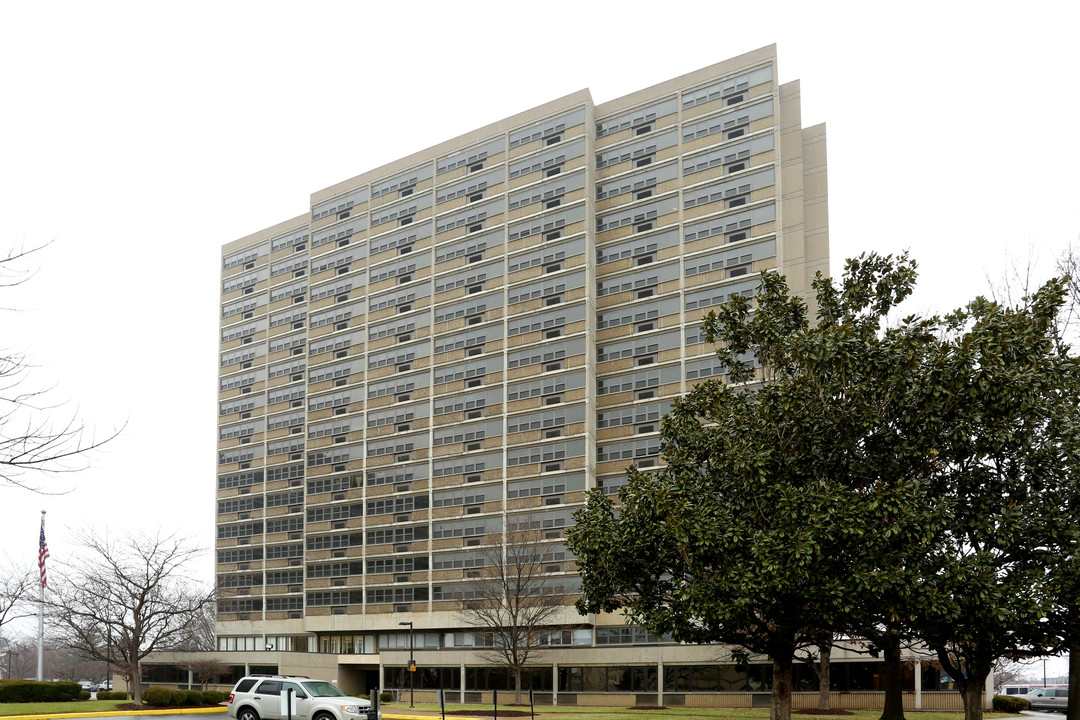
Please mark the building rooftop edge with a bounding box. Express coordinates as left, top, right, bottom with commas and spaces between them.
223, 43, 782, 256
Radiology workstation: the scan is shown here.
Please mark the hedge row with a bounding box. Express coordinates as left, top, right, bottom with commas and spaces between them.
142, 686, 227, 707
992, 695, 1031, 712
97, 690, 130, 700
0, 680, 83, 703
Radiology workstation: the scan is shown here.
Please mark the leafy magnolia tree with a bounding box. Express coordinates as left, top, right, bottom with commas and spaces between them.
461, 521, 568, 705
569, 255, 947, 720
47, 530, 213, 704
908, 281, 1080, 720
1052, 241, 1080, 720
1048, 509, 1080, 720
795, 632, 833, 710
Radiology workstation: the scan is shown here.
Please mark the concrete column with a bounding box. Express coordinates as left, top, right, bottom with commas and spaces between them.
553, 662, 559, 706
914, 660, 922, 710
460, 662, 466, 704
657, 661, 664, 707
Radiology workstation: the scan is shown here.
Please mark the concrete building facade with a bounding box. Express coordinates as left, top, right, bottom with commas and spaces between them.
198, 44, 959, 708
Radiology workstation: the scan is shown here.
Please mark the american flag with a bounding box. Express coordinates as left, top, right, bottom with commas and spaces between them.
38, 519, 49, 588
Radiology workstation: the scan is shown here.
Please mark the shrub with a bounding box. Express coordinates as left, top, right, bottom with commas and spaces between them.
79, 691, 92, 700
0, 680, 82, 702
379, 691, 393, 703
993, 695, 1031, 712
181, 690, 205, 705
993, 695, 1028, 712
203, 690, 228, 704
97, 690, 128, 701
142, 686, 175, 707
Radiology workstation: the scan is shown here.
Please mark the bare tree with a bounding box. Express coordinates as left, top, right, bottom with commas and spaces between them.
1, 636, 37, 680
186, 657, 230, 690
169, 593, 217, 652
46, 530, 213, 704
0, 561, 33, 636
0, 243, 120, 491
461, 521, 569, 704
987, 242, 1080, 346
1057, 240, 1080, 342
993, 658, 1035, 692
49, 646, 106, 684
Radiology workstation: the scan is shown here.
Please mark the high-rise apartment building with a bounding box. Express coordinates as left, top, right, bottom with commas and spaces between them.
212, 45, 831, 704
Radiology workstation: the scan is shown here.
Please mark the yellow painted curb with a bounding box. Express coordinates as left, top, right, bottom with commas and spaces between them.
0, 709, 486, 720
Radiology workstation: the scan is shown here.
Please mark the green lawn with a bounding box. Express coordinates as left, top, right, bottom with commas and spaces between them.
0, 699, 130, 716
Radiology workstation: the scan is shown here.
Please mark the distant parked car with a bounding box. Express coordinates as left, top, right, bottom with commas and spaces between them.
1024, 687, 1068, 712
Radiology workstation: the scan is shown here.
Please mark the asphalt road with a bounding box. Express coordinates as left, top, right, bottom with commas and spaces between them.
96, 716, 227, 720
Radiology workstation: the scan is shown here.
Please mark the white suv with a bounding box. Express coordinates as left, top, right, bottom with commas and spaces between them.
227, 675, 379, 720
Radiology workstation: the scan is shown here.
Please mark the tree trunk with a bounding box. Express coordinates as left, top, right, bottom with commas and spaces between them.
129, 660, 142, 704
772, 655, 794, 720
963, 682, 989, 720
1066, 648, 1079, 720
878, 640, 905, 720
935, 648, 989, 720
817, 645, 831, 709
514, 668, 522, 705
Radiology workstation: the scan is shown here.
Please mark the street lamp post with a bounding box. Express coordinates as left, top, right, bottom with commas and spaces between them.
398, 621, 414, 708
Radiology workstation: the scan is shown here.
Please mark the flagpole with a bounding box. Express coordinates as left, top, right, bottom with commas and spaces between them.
37, 510, 45, 681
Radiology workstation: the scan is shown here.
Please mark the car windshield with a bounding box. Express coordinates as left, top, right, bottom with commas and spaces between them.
300, 681, 347, 698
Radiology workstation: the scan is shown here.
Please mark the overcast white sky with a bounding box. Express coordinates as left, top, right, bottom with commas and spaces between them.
1, 0, 1078, 669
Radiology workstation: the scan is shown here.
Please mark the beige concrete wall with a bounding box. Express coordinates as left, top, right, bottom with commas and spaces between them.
212, 45, 836, 687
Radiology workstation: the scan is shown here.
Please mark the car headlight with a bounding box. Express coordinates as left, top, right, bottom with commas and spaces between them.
340, 705, 362, 714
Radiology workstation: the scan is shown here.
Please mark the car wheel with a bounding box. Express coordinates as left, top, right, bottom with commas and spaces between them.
239, 707, 260, 720
313, 712, 337, 720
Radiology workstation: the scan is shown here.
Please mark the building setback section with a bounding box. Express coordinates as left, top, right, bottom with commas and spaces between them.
213, 43, 842, 705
